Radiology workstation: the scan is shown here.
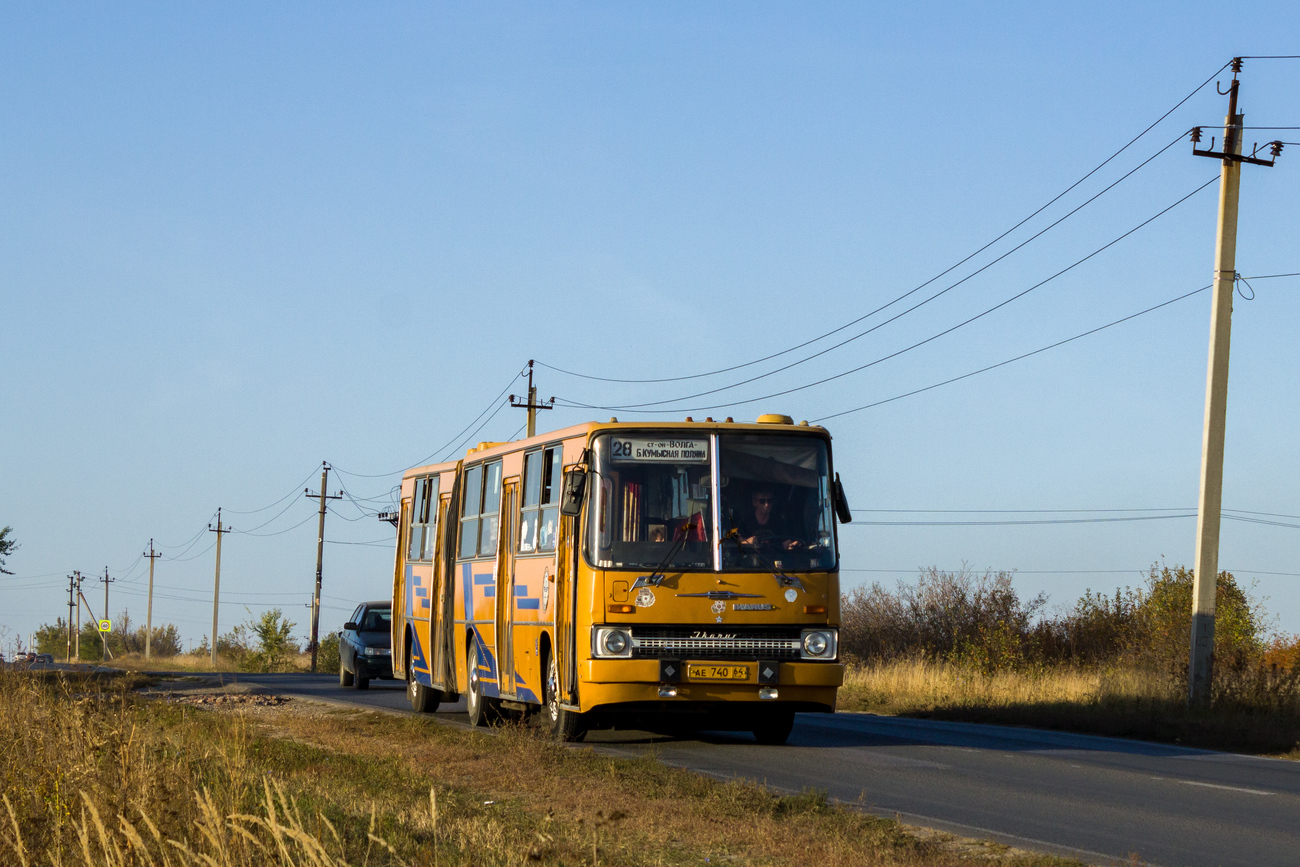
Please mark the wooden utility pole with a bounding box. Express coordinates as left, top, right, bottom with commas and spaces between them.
305, 462, 342, 673
144, 540, 161, 659
1188, 58, 1282, 706
209, 509, 231, 667
509, 360, 554, 438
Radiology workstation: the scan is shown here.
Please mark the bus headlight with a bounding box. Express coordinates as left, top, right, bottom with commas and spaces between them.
593, 627, 633, 658
800, 629, 837, 660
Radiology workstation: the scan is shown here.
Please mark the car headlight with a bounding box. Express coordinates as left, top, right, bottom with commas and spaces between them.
800, 629, 837, 660
592, 627, 633, 658
363, 647, 390, 657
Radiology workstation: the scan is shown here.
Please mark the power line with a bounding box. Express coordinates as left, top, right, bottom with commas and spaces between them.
814, 281, 1211, 421
566, 132, 1196, 413
536, 62, 1230, 387
559, 176, 1218, 416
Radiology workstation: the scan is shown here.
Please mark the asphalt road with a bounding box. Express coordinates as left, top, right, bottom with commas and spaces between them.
177, 672, 1300, 867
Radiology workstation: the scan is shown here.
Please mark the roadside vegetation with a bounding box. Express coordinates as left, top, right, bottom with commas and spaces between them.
34, 609, 341, 675
839, 565, 1300, 755
0, 668, 1084, 867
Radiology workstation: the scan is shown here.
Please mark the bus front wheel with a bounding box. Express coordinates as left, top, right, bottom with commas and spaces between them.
541, 652, 585, 742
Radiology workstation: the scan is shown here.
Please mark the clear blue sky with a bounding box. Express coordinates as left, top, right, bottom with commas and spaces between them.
2, 3, 1297, 651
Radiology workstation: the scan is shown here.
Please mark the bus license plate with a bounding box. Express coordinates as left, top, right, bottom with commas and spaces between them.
688, 665, 749, 681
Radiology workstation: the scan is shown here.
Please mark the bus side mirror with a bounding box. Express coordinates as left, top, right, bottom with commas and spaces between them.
559, 469, 587, 517
833, 473, 852, 524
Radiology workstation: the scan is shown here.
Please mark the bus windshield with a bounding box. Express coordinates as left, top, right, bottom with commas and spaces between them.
587, 434, 713, 570
586, 432, 836, 572
719, 434, 835, 571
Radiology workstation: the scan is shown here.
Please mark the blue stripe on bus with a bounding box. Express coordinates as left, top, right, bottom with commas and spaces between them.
473, 573, 494, 585
517, 598, 540, 610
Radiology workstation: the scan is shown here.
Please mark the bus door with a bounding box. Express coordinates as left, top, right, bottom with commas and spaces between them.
392, 498, 410, 676
437, 465, 462, 693
495, 479, 519, 697
429, 494, 450, 690
555, 513, 577, 704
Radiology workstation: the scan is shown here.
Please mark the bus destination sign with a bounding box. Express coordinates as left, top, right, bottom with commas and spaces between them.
610, 437, 708, 463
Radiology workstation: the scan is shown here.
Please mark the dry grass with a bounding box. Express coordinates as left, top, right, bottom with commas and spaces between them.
105, 652, 243, 673
840, 658, 1300, 756
0, 667, 1087, 867
106, 651, 328, 674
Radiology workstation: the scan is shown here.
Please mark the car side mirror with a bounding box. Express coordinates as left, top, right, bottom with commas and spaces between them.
833, 473, 852, 524
343, 622, 358, 631
559, 468, 587, 517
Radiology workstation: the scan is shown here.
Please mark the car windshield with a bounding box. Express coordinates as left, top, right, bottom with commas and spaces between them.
585, 431, 837, 572
359, 608, 391, 632
587, 434, 713, 570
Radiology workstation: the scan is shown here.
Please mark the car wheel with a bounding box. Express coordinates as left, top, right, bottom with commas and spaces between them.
354, 672, 370, 690
540, 651, 585, 742
752, 709, 796, 745
466, 637, 496, 727
339, 658, 354, 687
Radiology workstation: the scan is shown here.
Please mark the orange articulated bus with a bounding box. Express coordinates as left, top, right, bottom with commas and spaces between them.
391, 414, 852, 744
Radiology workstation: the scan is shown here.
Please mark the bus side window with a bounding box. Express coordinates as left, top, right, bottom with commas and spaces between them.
519, 446, 562, 553
407, 476, 438, 561
538, 448, 562, 551
459, 465, 483, 558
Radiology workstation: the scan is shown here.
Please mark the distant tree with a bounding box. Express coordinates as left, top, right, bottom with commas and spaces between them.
34, 620, 72, 657
241, 609, 299, 672
0, 526, 17, 575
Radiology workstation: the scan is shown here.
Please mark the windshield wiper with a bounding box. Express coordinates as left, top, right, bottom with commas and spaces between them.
721, 524, 805, 592
633, 512, 702, 589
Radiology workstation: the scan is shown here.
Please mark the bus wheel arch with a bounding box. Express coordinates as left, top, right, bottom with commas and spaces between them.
538, 633, 585, 742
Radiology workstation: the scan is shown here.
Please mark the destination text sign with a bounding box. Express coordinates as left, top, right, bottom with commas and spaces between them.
610, 437, 708, 463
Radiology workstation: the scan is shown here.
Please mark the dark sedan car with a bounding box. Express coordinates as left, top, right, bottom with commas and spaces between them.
339, 601, 392, 690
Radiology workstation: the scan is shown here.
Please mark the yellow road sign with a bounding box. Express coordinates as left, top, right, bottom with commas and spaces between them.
98, 619, 111, 633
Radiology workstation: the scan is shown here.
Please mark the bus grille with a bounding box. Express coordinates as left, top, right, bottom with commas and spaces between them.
630, 627, 802, 660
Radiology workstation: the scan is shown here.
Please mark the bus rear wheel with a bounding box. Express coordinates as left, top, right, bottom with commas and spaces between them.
407, 643, 439, 713
540, 652, 585, 742
466, 638, 497, 727
751, 710, 795, 745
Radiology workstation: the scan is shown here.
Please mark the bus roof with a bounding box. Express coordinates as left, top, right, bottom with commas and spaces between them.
401, 416, 830, 480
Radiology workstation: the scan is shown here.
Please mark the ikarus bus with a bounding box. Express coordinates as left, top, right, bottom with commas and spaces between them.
390, 413, 852, 744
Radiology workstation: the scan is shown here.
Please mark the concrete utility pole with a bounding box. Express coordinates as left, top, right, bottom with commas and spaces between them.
100, 567, 115, 633
66, 574, 76, 662
305, 463, 343, 673
509, 360, 554, 438
79, 591, 113, 659
209, 509, 231, 667
73, 570, 84, 660
1187, 58, 1282, 706
144, 539, 161, 659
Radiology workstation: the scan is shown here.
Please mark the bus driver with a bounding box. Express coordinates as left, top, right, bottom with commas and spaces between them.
736, 487, 803, 551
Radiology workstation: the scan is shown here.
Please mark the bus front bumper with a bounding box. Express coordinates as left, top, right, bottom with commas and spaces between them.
577, 659, 843, 714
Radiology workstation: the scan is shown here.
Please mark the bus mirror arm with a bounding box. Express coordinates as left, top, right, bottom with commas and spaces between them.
833, 473, 852, 524
559, 468, 587, 517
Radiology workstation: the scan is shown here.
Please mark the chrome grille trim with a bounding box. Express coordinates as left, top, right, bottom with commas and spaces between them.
629, 627, 802, 660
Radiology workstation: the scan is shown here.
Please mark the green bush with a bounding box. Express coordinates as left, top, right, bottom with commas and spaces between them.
317, 631, 341, 673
